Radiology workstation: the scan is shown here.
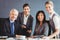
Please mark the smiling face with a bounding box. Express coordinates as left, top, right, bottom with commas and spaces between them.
37, 12, 44, 22
9, 9, 18, 21
45, 4, 53, 14
45, 1, 54, 14
23, 6, 30, 16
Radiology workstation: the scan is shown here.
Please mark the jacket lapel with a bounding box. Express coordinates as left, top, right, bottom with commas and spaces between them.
21, 13, 24, 24
26, 15, 30, 25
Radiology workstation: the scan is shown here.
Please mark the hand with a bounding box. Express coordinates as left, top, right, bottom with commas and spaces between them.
31, 36, 38, 38
42, 36, 49, 39
16, 35, 20, 38
21, 25, 26, 29
27, 30, 32, 33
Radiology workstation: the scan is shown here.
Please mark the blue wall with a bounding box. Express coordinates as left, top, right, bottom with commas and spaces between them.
0, 0, 60, 26
0, 0, 60, 18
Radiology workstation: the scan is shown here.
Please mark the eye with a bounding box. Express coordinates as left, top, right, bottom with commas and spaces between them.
27, 8, 29, 10
24, 9, 26, 10
41, 15, 42, 16
46, 7, 47, 8
48, 6, 50, 8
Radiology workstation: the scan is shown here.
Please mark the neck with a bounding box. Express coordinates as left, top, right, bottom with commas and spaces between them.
50, 10, 55, 15
10, 19, 15, 22
24, 13, 29, 17
40, 21, 43, 26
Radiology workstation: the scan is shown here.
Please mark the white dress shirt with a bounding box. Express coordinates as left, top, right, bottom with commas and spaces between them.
23, 15, 29, 25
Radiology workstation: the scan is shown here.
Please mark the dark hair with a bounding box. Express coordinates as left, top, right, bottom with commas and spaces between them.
36, 10, 46, 24
23, 3, 30, 9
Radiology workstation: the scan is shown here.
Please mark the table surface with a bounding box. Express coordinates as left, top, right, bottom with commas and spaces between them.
0, 38, 60, 40
0, 36, 60, 40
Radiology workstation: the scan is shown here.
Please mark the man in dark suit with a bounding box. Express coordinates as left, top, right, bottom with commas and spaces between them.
4, 9, 19, 37
18, 3, 33, 37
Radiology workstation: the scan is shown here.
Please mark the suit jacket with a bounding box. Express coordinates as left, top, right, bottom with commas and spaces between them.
18, 12, 33, 37
4, 18, 20, 37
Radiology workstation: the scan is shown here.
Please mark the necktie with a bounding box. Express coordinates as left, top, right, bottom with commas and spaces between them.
10, 22, 14, 35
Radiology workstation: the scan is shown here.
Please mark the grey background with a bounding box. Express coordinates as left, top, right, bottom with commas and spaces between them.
0, 0, 60, 26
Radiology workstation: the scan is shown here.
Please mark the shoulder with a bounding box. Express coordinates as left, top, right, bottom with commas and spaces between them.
53, 13, 59, 19
4, 18, 10, 26
43, 22, 49, 26
18, 12, 23, 16
35, 23, 39, 27
29, 15, 33, 19
53, 14, 60, 22
4, 18, 9, 22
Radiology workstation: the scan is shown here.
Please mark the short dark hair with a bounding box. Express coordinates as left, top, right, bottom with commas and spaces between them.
45, 1, 53, 6
23, 3, 30, 8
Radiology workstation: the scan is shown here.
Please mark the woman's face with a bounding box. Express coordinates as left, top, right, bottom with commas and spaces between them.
45, 4, 53, 14
37, 12, 44, 22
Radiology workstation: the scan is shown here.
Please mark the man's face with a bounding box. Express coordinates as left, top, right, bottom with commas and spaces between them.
9, 10, 18, 21
23, 6, 30, 16
45, 4, 53, 13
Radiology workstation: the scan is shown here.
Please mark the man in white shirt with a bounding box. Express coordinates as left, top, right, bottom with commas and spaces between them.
43, 1, 60, 38
18, 3, 33, 37
23, 14, 29, 25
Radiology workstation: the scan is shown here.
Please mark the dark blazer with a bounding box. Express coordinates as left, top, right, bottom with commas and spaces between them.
4, 18, 20, 37
18, 12, 33, 37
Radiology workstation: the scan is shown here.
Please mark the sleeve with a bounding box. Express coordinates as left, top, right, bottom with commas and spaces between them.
4, 23, 11, 36
26, 16, 33, 30
30, 17, 33, 30
44, 23, 49, 36
53, 16, 60, 29
31, 18, 36, 36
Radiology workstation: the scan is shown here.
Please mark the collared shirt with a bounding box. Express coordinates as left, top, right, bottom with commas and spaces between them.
10, 20, 14, 23
49, 11, 60, 29
23, 14, 29, 25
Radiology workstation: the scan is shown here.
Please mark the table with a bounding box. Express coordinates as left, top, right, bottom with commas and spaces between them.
0, 36, 60, 40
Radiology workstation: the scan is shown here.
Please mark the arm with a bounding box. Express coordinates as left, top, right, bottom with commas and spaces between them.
4, 23, 11, 37
26, 17, 33, 33
43, 23, 49, 36
48, 16, 60, 38
43, 16, 60, 39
